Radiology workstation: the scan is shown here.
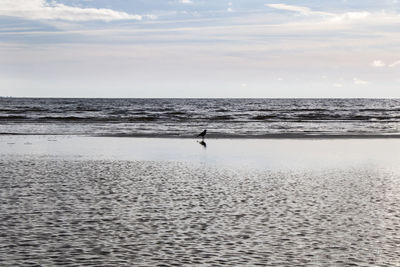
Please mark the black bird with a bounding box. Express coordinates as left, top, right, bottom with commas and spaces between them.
197, 129, 207, 140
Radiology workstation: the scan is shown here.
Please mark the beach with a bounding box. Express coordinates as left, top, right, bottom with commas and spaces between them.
1, 135, 400, 266
3, 0, 400, 263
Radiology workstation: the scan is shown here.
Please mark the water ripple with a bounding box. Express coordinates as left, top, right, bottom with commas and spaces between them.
0, 157, 400, 266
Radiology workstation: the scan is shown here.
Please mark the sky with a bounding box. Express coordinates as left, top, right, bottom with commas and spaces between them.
1, 0, 400, 98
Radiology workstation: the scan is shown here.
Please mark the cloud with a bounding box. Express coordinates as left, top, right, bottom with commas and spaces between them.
333, 83, 343, 87
389, 60, 400, 67
265, 4, 334, 17
265, 3, 398, 27
353, 78, 369, 85
227, 2, 233, 11
329, 11, 370, 23
0, 0, 142, 21
370, 60, 400, 68
371, 60, 386, 67
179, 0, 193, 4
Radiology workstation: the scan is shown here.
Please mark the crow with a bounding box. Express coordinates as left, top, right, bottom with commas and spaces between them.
197, 129, 207, 140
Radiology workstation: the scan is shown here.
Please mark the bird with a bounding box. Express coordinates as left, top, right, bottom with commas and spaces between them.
197, 129, 207, 140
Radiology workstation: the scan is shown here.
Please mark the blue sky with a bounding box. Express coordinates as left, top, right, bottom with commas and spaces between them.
1, 0, 400, 97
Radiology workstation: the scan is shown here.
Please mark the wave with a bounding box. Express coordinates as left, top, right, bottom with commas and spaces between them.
251, 115, 277, 120
75, 106, 101, 112
209, 115, 235, 121
250, 114, 400, 122
358, 108, 400, 112
93, 133, 400, 139
0, 115, 28, 120
3, 131, 400, 139
0, 108, 49, 113
214, 109, 228, 112
39, 116, 90, 121
128, 116, 159, 122
107, 110, 151, 116
166, 111, 187, 115
1, 114, 400, 123
36, 116, 161, 122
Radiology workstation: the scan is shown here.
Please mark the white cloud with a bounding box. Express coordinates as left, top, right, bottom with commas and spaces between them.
329, 11, 370, 23
353, 78, 369, 85
370, 60, 400, 68
371, 60, 386, 67
265, 3, 400, 28
179, 0, 193, 4
266, 4, 334, 17
266, 3, 372, 22
334, 10, 400, 27
0, 0, 142, 21
333, 83, 343, 87
389, 60, 400, 67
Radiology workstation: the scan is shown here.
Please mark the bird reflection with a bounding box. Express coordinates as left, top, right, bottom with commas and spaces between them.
198, 140, 207, 148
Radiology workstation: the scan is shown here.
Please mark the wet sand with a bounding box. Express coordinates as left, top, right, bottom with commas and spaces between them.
1, 136, 400, 266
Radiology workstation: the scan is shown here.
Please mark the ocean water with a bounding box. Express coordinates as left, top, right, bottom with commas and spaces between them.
2, 100, 400, 266
1, 98, 400, 137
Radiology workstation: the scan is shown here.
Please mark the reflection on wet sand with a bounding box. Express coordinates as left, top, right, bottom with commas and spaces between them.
198, 140, 207, 148
1, 157, 399, 266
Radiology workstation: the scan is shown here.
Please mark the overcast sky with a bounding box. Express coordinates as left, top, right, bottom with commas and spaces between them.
1, 0, 400, 97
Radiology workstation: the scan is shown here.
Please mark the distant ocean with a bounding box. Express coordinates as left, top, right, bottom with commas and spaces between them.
1, 98, 400, 137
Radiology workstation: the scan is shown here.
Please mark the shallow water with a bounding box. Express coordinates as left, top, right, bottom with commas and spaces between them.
1, 157, 400, 266
2, 135, 400, 170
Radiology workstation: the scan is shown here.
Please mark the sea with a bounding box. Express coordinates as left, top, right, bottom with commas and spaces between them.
2, 98, 400, 266
1, 98, 400, 137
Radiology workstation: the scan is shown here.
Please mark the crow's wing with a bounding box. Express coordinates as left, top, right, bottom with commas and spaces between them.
197, 130, 206, 137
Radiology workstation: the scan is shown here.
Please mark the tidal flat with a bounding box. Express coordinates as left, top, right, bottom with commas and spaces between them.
1, 136, 400, 266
